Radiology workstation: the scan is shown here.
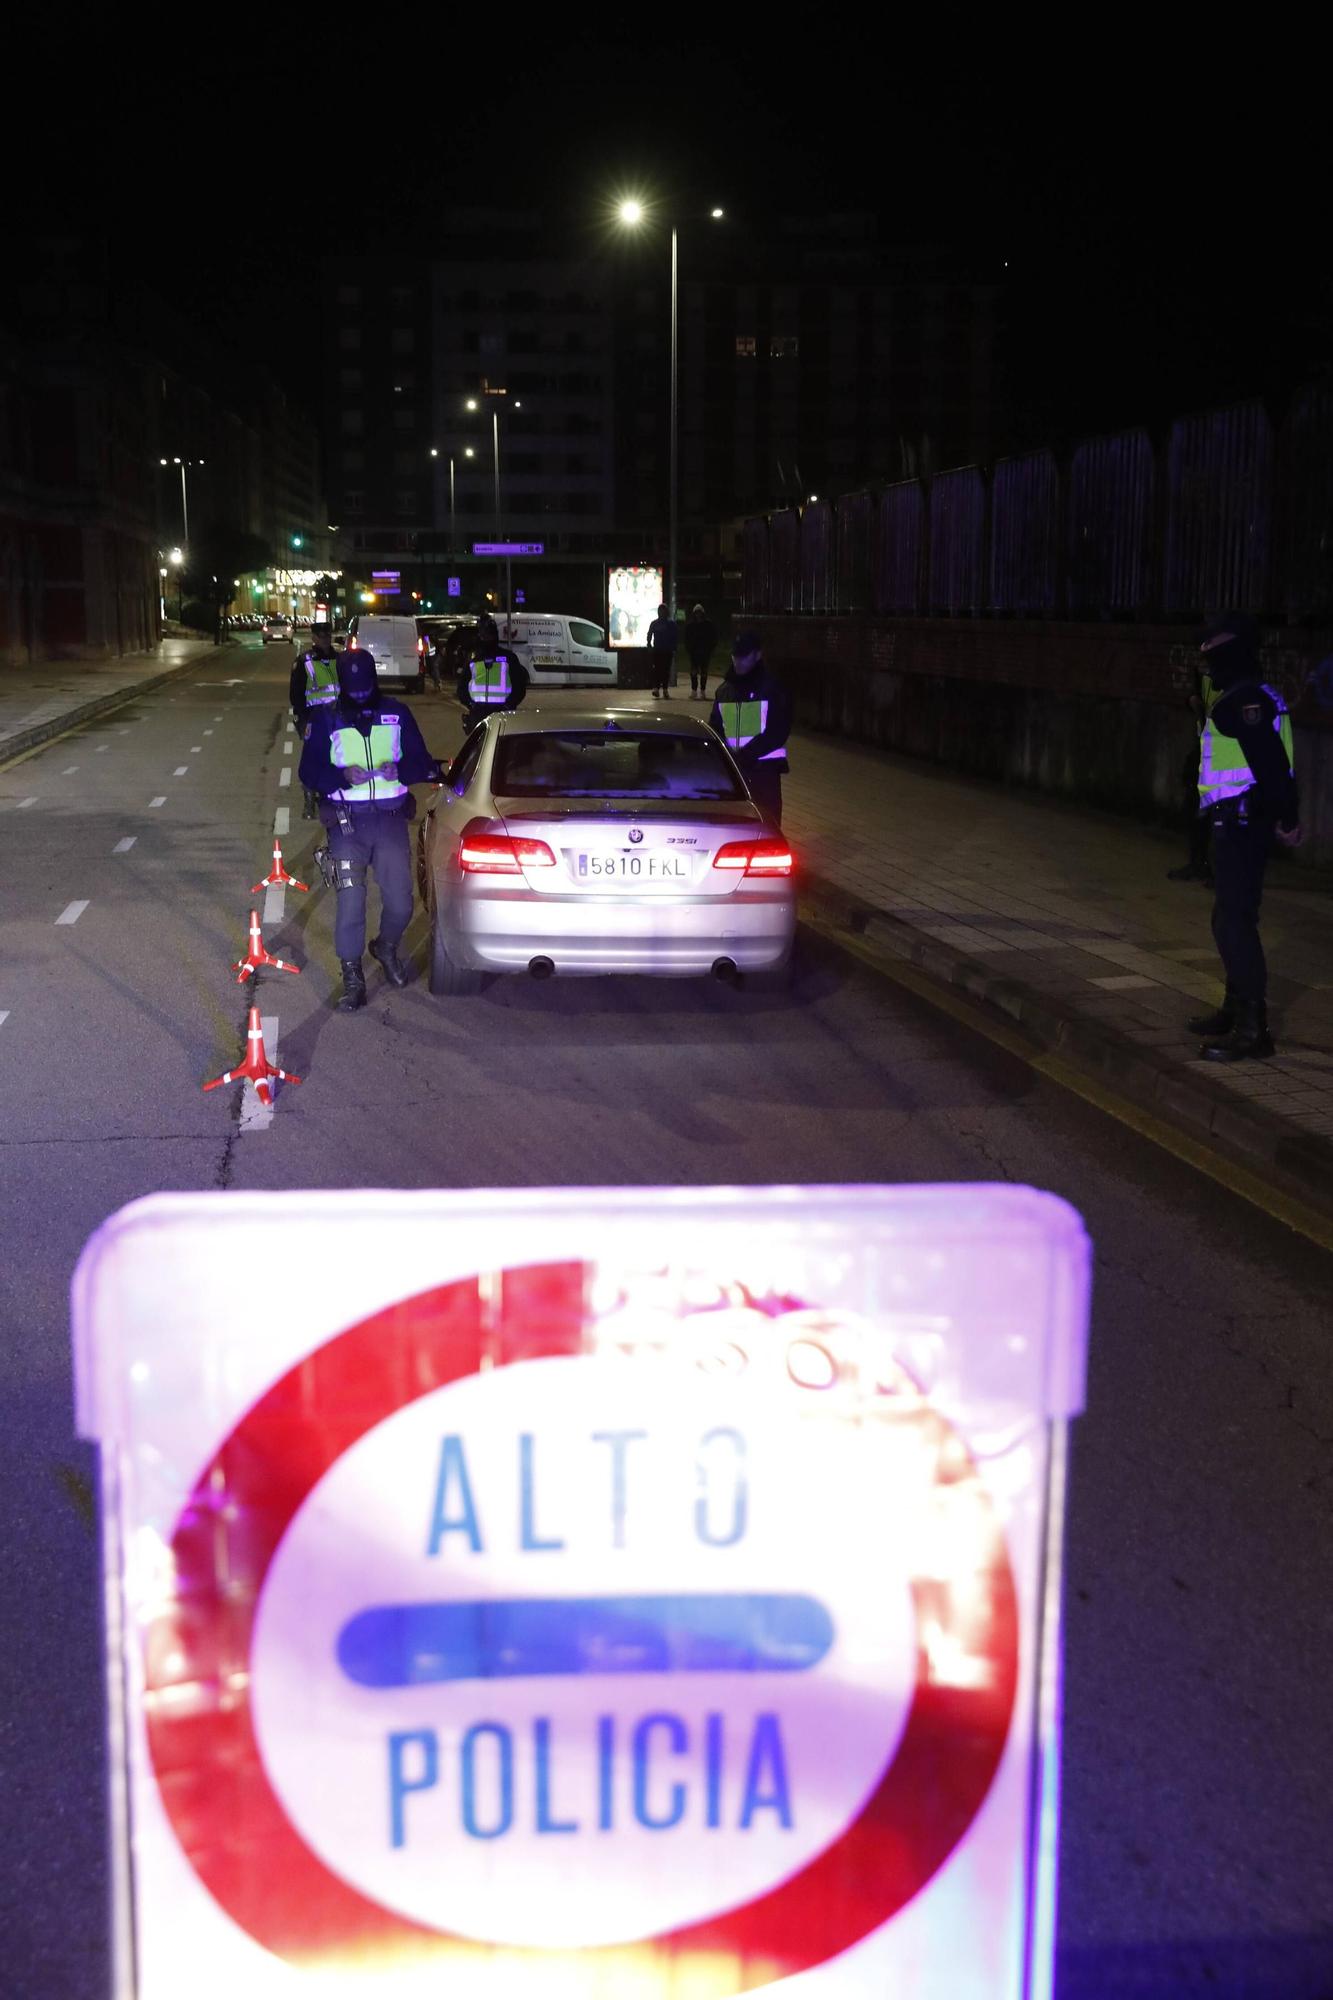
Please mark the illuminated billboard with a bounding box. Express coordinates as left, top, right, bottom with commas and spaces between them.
608, 564, 664, 648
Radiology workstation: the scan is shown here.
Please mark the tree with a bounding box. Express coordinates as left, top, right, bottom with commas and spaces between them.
182, 528, 272, 644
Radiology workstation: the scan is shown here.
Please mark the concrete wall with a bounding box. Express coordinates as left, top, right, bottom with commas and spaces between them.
744, 616, 1333, 867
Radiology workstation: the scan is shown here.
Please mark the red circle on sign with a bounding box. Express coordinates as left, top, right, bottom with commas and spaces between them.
145, 1262, 1019, 1988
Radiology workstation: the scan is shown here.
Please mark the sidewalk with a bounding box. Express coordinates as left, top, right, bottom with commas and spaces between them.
785, 729, 1333, 1219
0, 639, 228, 766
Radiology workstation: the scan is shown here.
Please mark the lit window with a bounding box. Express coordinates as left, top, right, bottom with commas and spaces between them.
735, 335, 756, 357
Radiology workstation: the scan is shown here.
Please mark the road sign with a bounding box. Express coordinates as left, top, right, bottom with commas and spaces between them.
473, 541, 544, 556
74, 1185, 1087, 1999
447, 577, 461, 597
372, 570, 401, 592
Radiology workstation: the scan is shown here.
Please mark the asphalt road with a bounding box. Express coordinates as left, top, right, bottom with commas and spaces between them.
1, 642, 1330, 1999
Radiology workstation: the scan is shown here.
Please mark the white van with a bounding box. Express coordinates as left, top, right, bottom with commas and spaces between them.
344, 613, 425, 689
496, 614, 618, 688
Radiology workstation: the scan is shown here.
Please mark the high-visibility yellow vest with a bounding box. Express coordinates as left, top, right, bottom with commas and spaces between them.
329, 719, 405, 803
1198, 684, 1294, 811
718, 697, 784, 760
302, 653, 340, 705
468, 656, 512, 704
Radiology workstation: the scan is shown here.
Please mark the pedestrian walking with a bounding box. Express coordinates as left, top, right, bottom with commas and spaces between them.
290, 623, 340, 820
708, 630, 793, 827
455, 613, 529, 733
298, 646, 443, 1012
684, 603, 717, 699
1185, 613, 1301, 1062
645, 601, 679, 698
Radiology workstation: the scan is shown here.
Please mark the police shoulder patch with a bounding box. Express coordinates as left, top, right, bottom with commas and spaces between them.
1241, 702, 1262, 724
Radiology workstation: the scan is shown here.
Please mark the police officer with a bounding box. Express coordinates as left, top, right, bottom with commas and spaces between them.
290, 623, 341, 820
707, 629, 794, 827
455, 611, 529, 733
1186, 613, 1301, 1062
298, 645, 444, 1012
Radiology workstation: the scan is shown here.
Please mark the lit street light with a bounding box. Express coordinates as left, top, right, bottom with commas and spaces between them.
615, 197, 724, 617
159, 455, 204, 542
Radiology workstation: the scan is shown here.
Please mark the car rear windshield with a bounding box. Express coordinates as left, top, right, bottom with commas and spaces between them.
493, 730, 744, 800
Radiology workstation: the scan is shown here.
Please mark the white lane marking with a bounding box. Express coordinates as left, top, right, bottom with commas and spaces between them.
263, 884, 287, 925
273, 806, 290, 836
214, 714, 223, 720
191, 744, 202, 752
149, 796, 166, 808
174, 765, 189, 776
56, 900, 89, 926
203, 729, 214, 736
95, 744, 109, 753
62, 766, 79, 775
0, 1011, 8, 1030
17, 797, 37, 809
118, 728, 131, 735
238, 1013, 280, 1133
113, 837, 137, 854
278, 766, 292, 788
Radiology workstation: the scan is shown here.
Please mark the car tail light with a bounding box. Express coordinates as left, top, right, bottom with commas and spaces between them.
712, 838, 794, 877
459, 827, 557, 874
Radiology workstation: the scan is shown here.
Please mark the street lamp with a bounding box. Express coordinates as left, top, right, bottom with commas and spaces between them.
615, 197, 724, 618
160, 456, 205, 542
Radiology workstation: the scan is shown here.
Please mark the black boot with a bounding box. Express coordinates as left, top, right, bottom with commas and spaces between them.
370, 936, 411, 988
1201, 1000, 1274, 1062
336, 958, 367, 1012
1166, 861, 1208, 882
1188, 991, 1235, 1036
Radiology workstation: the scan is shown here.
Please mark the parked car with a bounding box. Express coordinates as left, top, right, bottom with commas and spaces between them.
418, 705, 795, 993
262, 615, 293, 644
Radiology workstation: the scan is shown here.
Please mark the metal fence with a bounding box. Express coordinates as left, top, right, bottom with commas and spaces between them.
928, 467, 986, 614
989, 450, 1059, 614
738, 384, 1330, 622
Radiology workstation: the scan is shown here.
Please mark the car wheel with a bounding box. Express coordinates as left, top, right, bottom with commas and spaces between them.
429, 892, 484, 997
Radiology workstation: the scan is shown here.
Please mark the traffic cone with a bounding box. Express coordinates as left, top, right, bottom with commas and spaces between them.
251, 839, 309, 893
234, 908, 301, 984
202, 1007, 301, 1106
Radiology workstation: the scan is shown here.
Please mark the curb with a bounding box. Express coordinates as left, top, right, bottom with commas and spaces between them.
0, 646, 232, 769
803, 871, 1333, 1230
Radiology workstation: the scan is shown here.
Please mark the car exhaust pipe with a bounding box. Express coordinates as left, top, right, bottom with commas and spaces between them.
712, 956, 739, 983
528, 956, 555, 980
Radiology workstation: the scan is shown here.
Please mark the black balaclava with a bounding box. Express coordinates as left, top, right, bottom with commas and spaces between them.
1201, 613, 1261, 691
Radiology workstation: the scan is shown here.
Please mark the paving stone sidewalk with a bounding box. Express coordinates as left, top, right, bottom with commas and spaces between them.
0, 639, 226, 763
784, 728, 1333, 1208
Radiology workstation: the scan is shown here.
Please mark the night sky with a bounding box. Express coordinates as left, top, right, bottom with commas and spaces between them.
23, 31, 1329, 450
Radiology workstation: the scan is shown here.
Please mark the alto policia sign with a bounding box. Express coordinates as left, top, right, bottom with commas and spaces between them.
73, 1185, 1089, 1999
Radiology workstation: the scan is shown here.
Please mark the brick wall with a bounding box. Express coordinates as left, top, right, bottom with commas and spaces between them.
742, 615, 1333, 866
